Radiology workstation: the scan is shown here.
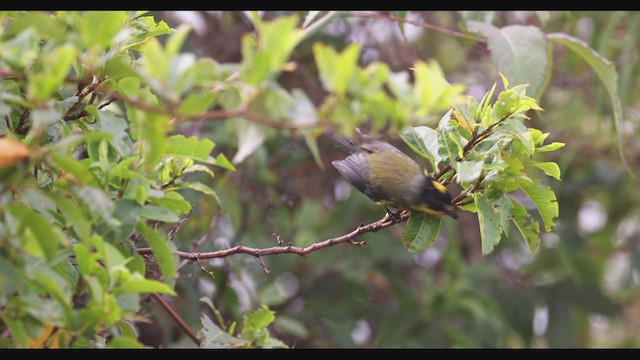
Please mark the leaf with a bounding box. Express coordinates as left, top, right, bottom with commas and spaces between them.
0, 258, 20, 299
1, 317, 28, 348
9, 12, 66, 41
199, 314, 246, 348
72, 185, 117, 227
474, 193, 503, 255
96, 111, 133, 157
48, 193, 91, 242
139, 112, 169, 169
536, 142, 565, 153
52, 155, 98, 185
113, 199, 143, 237
401, 211, 442, 253
165, 24, 191, 58
244, 305, 276, 331
135, 222, 177, 284
313, 42, 361, 95
400, 126, 441, 170
178, 91, 216, 115
509, 198, 541, 254
140, 204, 180, 223
29, 44, 77, 101
241, 16, 302, 85
8, 204, 67, 261
519, 178, 559, 232
457, 160, 484, 183
0, 137, 31, 168
413, 60, 466, 114
531, 161, 561, 180
167, 135, 215, 163
78, 11, 128, 49
150, 191, 191, 215
467, 22, 548, 97
116, 272, 176, 296
547, 33, 627, 170
232, 120, 265, 165
213, 153, 236, 171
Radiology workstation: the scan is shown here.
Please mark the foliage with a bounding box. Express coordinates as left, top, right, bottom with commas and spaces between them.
0, 10, 635, 349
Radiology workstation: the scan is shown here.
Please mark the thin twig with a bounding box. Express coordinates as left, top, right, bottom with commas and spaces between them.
434, 117, 507, 180
168, 209, 193, 241
138, 212, 409, 260
349, 11, 486, 44
150, 293, 201, 346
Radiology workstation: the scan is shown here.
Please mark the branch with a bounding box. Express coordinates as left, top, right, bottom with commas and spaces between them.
349, 11, 486, 44
138, 212, 408, 260
150, 293, 201, 346
434, 117, 508, 180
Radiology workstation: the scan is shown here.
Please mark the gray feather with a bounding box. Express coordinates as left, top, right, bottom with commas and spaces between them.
332, 153, 370, 194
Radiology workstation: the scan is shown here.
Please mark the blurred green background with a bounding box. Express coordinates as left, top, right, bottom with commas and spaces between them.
142, 11, 640, 348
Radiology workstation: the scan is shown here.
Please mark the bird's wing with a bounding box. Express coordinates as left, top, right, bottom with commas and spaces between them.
331, 153, 369, 194
360, 140, 403, 154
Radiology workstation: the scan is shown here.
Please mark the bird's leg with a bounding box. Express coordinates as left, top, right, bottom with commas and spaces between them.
385, 207, 402, 223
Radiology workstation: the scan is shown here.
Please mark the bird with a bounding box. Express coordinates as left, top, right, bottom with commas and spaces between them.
330, 132, 457, 219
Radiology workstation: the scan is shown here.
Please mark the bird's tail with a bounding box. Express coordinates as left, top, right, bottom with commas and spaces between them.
327, 132, 358, 154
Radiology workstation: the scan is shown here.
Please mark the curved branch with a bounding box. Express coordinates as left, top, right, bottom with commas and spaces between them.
137, 212, 409, 260
349, 11, 486, 44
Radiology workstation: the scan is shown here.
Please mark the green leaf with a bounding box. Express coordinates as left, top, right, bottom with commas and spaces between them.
96, 111, 134, 157
167, 135, 215, 163
29, 44, 77, 101
547, 33, 626, 170
116, 272, 176, 296
150, 191, 191, 215
509, 198, 541, 254
8, 204, 67, 261
241, 16, 302, 84
313, 42, 361, 95
139, 112, 169, 168
9, 12, 66, 41
474, 193, 503, 255
165, 24, 191, 57
48, 192, 91, 242
413, 60, 466, 114
467, 22, 548, 97
401, 211, 442, 253
213, 153, 236, 171
113, 199, 143, 237
519, 178, 559, 232
52, 155, 98, 185
536, 142, 565, 153
0, 258, 20, 300
135, 222, 177, 284
72, 185, 117, 227
139, 37, 169, 82
531, 161, 561, 180
78, 11, 128, 49
1, 317, 28, 348
178, 91, 216, 116
457, 160, 484, 183
244, 305, 276, 331
400, 126, 442, 170
140, 204, 180, 223
199, 314, 246, 348
53, 258, 79, 289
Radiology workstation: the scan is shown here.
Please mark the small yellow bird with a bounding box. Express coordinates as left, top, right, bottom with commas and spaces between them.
330, 133, 457, 219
